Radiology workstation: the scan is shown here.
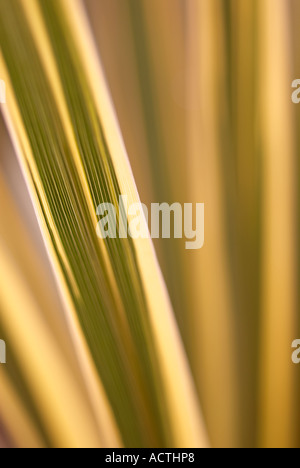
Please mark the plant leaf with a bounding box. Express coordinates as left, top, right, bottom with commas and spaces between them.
0, 0, 208, 448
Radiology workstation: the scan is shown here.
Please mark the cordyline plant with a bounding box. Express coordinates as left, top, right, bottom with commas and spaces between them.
0, 0, 208, 448
1, 0, 299, 450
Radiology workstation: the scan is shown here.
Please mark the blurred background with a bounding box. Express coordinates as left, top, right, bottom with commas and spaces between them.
0, 0, 299, 448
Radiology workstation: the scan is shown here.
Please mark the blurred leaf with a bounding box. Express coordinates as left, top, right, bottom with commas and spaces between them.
0, 0, 208, 448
